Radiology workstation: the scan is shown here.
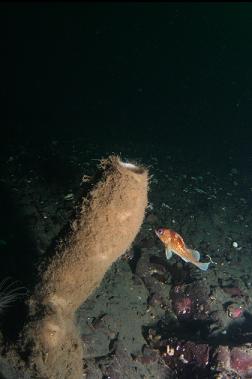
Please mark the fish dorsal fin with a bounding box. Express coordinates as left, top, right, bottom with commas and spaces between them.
165, 248, 173, 260
190, 249, 201, 261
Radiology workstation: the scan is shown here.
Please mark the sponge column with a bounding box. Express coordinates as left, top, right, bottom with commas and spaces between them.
39, 155, 148, 312
19, 155, 148, 379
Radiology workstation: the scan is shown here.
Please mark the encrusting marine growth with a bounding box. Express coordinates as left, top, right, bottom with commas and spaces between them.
5, 155, 148, 379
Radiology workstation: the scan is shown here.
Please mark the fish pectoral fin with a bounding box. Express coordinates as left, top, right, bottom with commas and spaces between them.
190, 249, 201, 261
165, 248, 173, 260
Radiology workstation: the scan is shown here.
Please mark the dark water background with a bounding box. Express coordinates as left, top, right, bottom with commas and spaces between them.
1, 3, 252, 166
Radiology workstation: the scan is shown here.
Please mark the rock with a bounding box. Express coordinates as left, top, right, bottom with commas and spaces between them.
215, 344, 252, 377
170, 281, 211, 322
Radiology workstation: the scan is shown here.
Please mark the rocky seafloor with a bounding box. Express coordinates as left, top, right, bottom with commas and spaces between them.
0, 137, 252, 378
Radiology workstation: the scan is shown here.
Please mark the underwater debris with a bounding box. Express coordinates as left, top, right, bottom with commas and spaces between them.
63, 193, 74, 201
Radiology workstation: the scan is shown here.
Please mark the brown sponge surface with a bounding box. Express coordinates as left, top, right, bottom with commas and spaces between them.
38, 155, 148, 313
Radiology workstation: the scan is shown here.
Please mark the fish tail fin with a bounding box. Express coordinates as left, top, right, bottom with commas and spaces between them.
196, 261, 210, 271
189, 249, 201, 261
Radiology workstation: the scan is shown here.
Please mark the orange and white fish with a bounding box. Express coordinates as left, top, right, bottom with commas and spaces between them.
155, 228, 210, 271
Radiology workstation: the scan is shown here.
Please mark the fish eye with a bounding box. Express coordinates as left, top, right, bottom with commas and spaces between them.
157, 228, 164, 235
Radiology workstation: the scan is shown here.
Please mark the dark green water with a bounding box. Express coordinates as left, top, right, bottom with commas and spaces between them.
2, 3, 252, 162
